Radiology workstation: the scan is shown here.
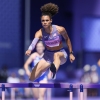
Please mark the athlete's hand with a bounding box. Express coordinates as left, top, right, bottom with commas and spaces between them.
25, 50, 32, 56
69, 54, 75, 63
26, 70, 31, 77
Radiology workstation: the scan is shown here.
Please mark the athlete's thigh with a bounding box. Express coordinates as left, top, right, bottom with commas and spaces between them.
36, 59, 50, 71
57, 52, 65, 57
30, 59, 50, 79
55, 51, 67, 65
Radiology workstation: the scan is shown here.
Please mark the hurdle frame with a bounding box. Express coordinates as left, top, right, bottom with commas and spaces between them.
1, 84, 5, 100
1, 82, 99, 100
0, 83, 99, 88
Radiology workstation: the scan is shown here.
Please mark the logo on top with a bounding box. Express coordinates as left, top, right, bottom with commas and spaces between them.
49, 33, 57, 39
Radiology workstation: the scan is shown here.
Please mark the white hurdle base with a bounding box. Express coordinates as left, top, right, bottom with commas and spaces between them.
2, 91, 5, 100
69, 92, 73, 100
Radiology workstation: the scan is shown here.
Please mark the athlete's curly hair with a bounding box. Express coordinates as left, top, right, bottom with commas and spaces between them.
40, 3, 59, 18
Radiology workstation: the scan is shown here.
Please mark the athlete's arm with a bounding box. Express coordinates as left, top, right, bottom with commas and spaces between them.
24, 53, 38, 76
25, 29, 42, 56
57, 26, 72, 53
57, 26, 75, 63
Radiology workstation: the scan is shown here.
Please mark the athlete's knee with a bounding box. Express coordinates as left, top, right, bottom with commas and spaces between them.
54, 53, 60, 59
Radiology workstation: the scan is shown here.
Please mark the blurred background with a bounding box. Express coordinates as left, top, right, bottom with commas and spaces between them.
0, 0, 100, 100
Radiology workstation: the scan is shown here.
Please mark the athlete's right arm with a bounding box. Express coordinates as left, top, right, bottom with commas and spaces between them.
25, 30, 42, 56
24, 53, 37, 76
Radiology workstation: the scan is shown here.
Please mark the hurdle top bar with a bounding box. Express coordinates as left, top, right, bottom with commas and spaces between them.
0, 83, 100, 88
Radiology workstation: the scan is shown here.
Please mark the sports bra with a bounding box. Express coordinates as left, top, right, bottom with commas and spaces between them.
42, 25, 63, 49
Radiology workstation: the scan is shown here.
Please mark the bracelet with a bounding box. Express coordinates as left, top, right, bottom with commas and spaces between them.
69, 51, 73, 54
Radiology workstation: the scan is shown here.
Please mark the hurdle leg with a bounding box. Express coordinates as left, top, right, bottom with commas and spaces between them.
2, 84, 5, 100
69, 84, 73, 100
11, 88, 15, 100
70, 92, 73, 100
80, 84, 83, 100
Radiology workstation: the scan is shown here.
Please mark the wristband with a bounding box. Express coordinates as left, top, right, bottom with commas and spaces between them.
28, 38, 39, 50
69, 51, 73, 54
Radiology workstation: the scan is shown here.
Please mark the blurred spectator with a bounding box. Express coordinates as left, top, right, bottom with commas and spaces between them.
7, 73, 20, 83
18, 76, 26, 98
7, 72, 20, 99
97, 59, 100, 82
81, 64, 99, 84
81, 64, 99, 97
90, 65, 99, 83
81, 64, 91, 83
0, 65, 8, 83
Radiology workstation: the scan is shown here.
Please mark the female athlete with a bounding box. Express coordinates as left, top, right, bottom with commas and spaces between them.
25, 3, 75, 81
24, 41, 51, 100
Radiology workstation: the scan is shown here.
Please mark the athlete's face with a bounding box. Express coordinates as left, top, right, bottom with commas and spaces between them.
41, 15, 52, 28
36, 42, 45, 54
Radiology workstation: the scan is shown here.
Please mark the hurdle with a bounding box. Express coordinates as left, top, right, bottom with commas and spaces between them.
1, 84, 5, 100
69, 84, 73, 100
1, 83, 99, 100
80, 84, 83, 100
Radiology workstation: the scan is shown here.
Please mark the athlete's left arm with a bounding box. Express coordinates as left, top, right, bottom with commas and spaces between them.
24, 53, 37, 76
59, 26, 72, 53
58, 26, 75, 63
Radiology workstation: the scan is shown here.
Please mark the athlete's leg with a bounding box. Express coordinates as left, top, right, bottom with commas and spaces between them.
50, 52, 66, 78
29, 59, 50, 81
38, 78, 48, 100
24, 88, 31, 97
32, 88, 39, 100
53, 52, 66, 70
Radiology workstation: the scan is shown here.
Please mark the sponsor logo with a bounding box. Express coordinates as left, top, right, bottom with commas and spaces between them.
34, 83, 40, 87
